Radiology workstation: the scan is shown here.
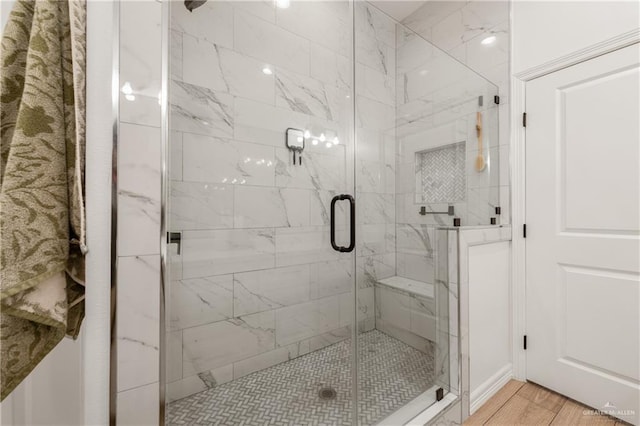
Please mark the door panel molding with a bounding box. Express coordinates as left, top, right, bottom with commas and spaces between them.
514, 29, 640, 81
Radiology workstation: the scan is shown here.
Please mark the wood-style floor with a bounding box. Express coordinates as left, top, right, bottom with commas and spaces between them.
464, 380, 630, 426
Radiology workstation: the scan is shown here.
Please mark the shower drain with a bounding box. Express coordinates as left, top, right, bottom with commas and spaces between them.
318, 386, 337, 400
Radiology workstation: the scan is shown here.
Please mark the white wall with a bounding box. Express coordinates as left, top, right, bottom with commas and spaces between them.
1, 338, 84, 426
1, 0, 16, 31
468, 241, 511, 411
84, 1, 115, 424
512, 1, 640, 74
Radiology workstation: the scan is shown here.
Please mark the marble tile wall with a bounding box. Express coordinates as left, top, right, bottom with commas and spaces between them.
354, 2, 398, 334
375, 285, 436, 352
393, 1, 510, 284
165, 0, 396, 403
116, 1, 162, 425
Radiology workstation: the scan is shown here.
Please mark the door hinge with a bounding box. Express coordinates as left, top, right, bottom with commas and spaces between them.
523, 224, 527, 238
436, 387, 444, 401
522, 112, 527, 127
494, 95, 500, 105
524, 335, 528, 350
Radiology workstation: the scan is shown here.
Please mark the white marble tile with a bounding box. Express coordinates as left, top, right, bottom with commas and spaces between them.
167, 364, 234, 402
182, 35, 276, 105
411, 297, 437, 341
467, 186, 492, 225
357, 253, 395, 289
356, 63, 395, 107
170, 181, 233, 230
117, 124, 161, 257
358, 223, 395, 257
234, 97, 350, 153
275, 226, 339, 267
167, 374, 207, 402
403, 51, 469, 103
182, 228, 275, 278
275, 68, 343, 122
309, 190, 349, 227
357, 286, 375, 324
377, 276, 435, 299
182, 133, 275, 186
170, 30, 183, 81
499, 185, 510, 224
233, 344, 300, 379
465, 21, 509, 76
310, 43, 350, 91
276, 1, 350, 58
356, 126, 393, 167
234, 186, 310, 228
170, 80, 234, 138
117, 255, 160, 392
234, 97, 309, 138
117, 382, 159, 426
357, 192, 395, 224
309, 259, 353, 299
356, 30, 396, 78
182, 311, 276, 376
120, 1, 161, 127
167, 330, 183, 383
401, 0, 466, 41
396, 223, 435, 256
377, 286, 412, 330
170, 275, 233, 330
275, 148, 347, 192
307, 326, 351, 352
275, 296, 341, 346
398, 252, 434, 284
120, 94, 161, 129
355, 2, 396, 49
231, 0, 276, 23
234, 9, 310, 75
356, 158, 394, 194
171, 0, 233, 48
170, 131, 183, 181
355, 95, 395, 131
431, 1, 509, 52
233, 265, 310, 317
396, 28, 438, 76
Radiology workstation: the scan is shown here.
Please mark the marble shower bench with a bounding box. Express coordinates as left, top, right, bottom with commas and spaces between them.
375, 276, 436, 355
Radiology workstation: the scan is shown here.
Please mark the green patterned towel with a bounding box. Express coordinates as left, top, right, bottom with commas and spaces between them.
0, 0, 86, 400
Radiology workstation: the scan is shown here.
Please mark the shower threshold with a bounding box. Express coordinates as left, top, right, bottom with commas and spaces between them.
167, 330, 436, 425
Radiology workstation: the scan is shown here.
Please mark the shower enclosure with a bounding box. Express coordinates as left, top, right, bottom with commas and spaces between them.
162, 1, 499, 424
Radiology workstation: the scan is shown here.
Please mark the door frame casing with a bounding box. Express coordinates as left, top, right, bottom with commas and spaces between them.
510, 28, 640, 382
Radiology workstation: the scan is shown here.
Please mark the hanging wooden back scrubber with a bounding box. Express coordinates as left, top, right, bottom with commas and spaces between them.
475, 111, 485, 172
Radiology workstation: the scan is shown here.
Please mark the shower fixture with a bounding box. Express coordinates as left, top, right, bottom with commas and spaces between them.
184, 0, 206, 12
286, 128, 305, 165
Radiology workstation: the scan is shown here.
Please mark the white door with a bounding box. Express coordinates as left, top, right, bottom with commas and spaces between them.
526, 43, 640, 425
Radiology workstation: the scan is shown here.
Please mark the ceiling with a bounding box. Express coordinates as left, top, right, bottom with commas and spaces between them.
369, 0, 426, 22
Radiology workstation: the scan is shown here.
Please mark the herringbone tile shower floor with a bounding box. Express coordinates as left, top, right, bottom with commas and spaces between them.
167, 330, 435, 426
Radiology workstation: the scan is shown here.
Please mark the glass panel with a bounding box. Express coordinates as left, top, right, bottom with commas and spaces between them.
164, 1, 356, 424
355, 1, 497, 422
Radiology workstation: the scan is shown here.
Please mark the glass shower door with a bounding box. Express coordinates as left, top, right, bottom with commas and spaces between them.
353, 2, 498, 423
163, 1, 357, 424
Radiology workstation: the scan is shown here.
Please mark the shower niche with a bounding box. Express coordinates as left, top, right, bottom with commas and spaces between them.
416, 142, 467, 205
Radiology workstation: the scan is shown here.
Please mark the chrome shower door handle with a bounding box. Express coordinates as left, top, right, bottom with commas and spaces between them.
330, 194, 355, 253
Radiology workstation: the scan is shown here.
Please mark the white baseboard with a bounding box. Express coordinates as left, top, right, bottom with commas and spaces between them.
470, 364, 514, 415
